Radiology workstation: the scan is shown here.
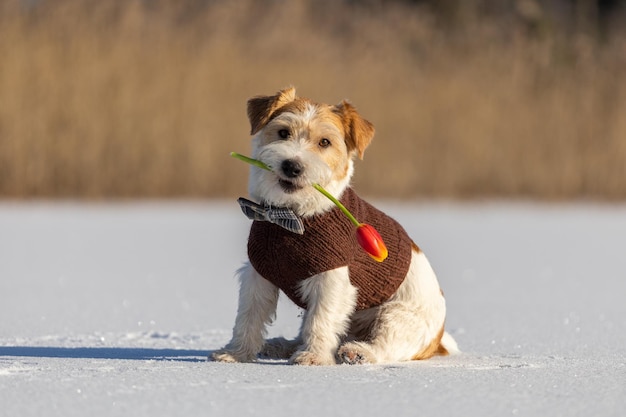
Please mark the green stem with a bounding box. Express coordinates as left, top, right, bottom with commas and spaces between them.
231, 151, 361, 227
230, 152, 271, 171
312, 183, 360, 227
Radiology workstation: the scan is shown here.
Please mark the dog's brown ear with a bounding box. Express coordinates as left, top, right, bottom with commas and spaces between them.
247, 87, 297, 135
334, 100, 375, 159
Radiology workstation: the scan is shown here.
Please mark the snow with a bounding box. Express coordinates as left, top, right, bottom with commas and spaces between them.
1, 200, 625, 417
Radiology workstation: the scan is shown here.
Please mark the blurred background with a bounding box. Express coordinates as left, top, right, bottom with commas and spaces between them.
1, 0, 625, 200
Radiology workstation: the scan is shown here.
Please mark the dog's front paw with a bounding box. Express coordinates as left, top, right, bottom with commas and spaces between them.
338, 342, 376, 365
210, 349, 256, 363
289, 350, 336, 366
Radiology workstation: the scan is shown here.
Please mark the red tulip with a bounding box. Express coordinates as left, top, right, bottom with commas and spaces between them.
356, 223, 388, 262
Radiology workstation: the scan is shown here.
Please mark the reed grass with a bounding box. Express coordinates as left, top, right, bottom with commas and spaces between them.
1, 0, 625, 199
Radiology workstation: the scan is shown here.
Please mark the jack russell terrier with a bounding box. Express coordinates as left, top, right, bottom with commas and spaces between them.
212, 87, 457, 365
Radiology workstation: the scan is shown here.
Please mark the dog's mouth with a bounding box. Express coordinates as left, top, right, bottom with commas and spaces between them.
278, 178, 304, 193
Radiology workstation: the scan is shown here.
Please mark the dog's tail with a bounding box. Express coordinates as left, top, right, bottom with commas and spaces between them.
438, 331, 460, 356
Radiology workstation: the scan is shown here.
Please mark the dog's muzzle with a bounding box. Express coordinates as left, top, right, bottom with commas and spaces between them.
281, 159, 304, 178
278, 159, 305, 193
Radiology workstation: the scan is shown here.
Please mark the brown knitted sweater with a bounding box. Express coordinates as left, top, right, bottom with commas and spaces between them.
247, 188, 413, 310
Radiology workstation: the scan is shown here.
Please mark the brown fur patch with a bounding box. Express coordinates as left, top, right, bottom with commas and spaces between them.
332, 100, 375, 159
436, 341, 450, 356
266, 99, 314, 124
247, 87, 297, 134
411, 326, 448, 360
305, 105, 350, 176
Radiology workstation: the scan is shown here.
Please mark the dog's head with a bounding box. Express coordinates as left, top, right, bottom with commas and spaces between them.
246, 87, 375, 217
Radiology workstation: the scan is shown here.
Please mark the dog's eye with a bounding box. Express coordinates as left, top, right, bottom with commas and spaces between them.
278, 129, 290, 139
319, 138, 331, 148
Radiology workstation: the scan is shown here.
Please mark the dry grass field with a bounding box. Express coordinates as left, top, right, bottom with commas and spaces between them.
1, 0, 625, 199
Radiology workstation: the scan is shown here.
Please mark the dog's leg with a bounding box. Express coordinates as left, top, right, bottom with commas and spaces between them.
338, 250, 450, 364
290, 267, 357, 366
211, 263, 279, 363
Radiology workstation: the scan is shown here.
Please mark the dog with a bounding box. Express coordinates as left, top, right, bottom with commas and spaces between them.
212, 87, 457, 365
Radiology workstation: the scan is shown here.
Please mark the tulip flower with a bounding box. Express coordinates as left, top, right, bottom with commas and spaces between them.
311, 183, 388, 262
231, 152, 388, 262
355, 223, 388, 263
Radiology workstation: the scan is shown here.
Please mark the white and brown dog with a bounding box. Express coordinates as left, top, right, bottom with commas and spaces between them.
212, 87, 457, 365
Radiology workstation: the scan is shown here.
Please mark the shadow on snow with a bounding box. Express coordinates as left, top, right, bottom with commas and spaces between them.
0, 346, 210, 362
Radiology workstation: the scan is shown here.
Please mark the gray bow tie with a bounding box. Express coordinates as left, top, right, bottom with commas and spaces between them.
237, 197, 305, 235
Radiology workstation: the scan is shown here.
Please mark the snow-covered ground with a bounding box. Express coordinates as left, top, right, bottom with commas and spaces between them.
1, 200, 625, 417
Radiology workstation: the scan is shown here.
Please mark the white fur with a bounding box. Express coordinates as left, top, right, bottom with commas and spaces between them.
339, 251, 455, 363
211, 263, 279, 363
248, 136, 353, 217
288, 267, 358, 365
212, 94, 457, 365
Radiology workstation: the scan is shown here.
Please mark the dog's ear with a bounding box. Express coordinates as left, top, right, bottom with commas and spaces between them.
247, 87, 297, 135
334, 100, 375, 159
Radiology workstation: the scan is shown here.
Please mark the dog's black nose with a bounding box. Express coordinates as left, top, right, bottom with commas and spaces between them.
281, 159, 304, 178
